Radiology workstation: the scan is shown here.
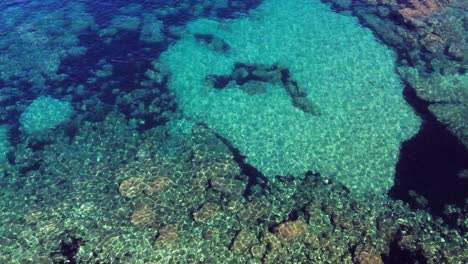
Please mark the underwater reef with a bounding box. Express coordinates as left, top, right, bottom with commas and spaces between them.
1, 113, 467, 263
0, 0, 466, 263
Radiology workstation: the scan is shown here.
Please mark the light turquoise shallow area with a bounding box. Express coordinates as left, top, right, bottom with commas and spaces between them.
0, 126, 10, 162
20, 96, 73, 135
161, 0, 421, 194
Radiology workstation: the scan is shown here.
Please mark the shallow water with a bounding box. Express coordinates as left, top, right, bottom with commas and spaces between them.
0, 0, 466, 263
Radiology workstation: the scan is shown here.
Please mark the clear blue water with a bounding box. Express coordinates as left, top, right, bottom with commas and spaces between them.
0, 0, 466, 263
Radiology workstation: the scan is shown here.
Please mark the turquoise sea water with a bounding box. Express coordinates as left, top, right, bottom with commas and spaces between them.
0, 0, 466, 263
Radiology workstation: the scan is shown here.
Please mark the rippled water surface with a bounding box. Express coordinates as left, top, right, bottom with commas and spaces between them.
0, 0, 466, 263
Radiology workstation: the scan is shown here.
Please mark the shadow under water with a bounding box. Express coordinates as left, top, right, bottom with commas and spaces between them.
391, 85, 468, 218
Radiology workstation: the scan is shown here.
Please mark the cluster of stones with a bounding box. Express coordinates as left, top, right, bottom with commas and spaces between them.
110, 124, 466, 263
0, 110, 466, 262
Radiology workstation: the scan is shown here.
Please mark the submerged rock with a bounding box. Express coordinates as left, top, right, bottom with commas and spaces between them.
274, 220, 307, 242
